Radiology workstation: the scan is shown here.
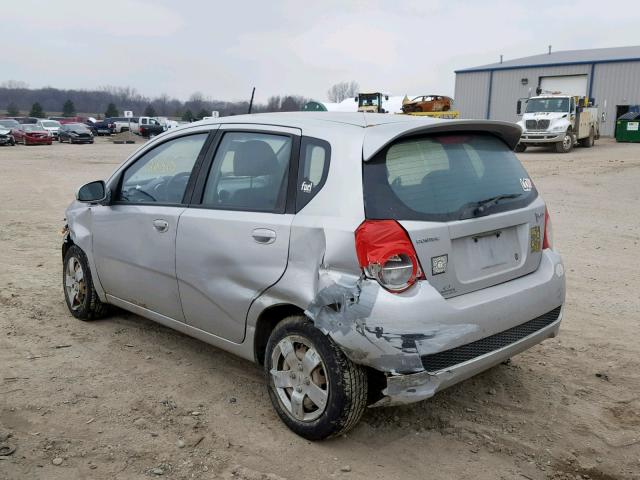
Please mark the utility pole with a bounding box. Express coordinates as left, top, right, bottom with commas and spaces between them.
248, 87, 255, 114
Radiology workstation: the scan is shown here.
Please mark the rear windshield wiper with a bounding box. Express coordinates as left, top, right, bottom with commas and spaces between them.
459, 194, 522, 219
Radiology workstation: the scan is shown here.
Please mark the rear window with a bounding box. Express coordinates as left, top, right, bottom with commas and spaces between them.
363, 133, 537, 222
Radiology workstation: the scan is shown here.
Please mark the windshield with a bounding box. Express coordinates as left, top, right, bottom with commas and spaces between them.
68, 123, 89, 131
0, 119, 20, 128
359, 94, 379, 107
363, 133, 537, 222
525, 98, 570, 113
41, 121, 60, 128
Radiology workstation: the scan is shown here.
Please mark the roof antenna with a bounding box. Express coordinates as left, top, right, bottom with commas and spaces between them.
500, 54, 503, 64
548, 45, 552, 55
247, 87, 255, 114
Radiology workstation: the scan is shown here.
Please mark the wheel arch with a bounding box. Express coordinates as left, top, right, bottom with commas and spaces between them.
253, 303, 305, 366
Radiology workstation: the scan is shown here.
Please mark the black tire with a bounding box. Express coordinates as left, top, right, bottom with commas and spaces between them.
514, 144, 527, 153
10, 138, 15, 146
265, 316, 368, 440
555, 130, 574, 153
580, 127, 595, 148
63, 245, 109, 320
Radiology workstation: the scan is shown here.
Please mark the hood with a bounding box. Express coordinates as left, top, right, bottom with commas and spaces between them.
0, 127, 11, 135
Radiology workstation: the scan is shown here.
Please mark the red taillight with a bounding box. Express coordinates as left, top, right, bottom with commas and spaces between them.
355, 220, 424, 293
543, 207, 553, 250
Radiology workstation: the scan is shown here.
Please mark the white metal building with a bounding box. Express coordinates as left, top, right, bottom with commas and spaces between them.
454, 46, 640, 136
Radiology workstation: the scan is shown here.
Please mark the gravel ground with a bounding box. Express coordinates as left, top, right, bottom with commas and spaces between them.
0, 136, 639, 480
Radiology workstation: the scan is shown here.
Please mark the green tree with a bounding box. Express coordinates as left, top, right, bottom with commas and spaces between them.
6, 102, 19, 116
29, 102, 45, 118
104, 103, 119, 118
62, 99, 76, 117
144, 104, 157, 117
197, 109, 209, 120
182, 110, 193, 122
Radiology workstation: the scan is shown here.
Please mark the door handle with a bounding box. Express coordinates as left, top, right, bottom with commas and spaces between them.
252, 228, 276, 244
152, 219, 169, 233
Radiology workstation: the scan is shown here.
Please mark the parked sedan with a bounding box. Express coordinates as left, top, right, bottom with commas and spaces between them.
63, 112, 565, 440
59, 123, 94, 144
14, 124, 52, 145
0, 118, 21, 133
0, 127, 15, 146
0, 119, 20, 145
37, 119, 62, 140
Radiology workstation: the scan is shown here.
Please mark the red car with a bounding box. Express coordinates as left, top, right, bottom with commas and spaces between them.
14, 124, 53, 145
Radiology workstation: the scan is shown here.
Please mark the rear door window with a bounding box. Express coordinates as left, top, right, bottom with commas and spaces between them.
201, 131, 292, 213
363, 133, 537, 222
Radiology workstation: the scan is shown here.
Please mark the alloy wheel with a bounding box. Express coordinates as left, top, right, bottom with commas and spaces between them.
64, 256, 86, 311
270, 335, 329, 422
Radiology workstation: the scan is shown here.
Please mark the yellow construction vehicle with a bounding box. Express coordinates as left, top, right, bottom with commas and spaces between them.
355, 92, 390, 113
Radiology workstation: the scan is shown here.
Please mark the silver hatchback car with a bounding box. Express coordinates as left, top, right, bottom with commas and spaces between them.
63, 113, 565, 440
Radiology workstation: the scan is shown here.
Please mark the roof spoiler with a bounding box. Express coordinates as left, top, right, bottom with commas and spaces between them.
363, 120, 523, 161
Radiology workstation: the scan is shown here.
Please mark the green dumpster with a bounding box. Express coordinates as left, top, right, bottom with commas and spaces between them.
615, 112, 640, 142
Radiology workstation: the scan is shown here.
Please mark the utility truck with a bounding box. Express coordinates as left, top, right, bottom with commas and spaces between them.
516, 94, 599, 153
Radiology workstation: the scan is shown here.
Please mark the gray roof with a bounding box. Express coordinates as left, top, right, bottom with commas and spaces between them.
457, 45, 640, 73
181, 112, 522, 159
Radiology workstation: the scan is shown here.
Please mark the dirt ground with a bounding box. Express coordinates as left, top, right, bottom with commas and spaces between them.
1, 136, 639, 480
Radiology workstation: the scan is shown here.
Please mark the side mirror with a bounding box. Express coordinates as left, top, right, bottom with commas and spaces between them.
516, 100, 522, 115
354, 97, 358, 103
76, 180, 107, 203
385, 95, 389, 101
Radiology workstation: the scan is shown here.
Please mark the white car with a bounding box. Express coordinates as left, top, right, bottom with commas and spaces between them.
36, 119, 62, 140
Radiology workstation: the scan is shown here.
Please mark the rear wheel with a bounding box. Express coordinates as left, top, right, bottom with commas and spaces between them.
580, 127, 595, 148
555, 131, 574, 153
265, 316, 368, 440
63, 245, 108, 320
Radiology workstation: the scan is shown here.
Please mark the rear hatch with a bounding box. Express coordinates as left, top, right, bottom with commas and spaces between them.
363, 132, 545, 298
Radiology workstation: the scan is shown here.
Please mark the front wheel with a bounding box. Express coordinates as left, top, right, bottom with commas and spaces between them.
265, 316, 368, 440
63, 245, 109, 320
555, 131, 574, 153
515, 144, 527, 153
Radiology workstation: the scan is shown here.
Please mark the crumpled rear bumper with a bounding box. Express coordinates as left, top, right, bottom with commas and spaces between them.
373, 309, 562, 406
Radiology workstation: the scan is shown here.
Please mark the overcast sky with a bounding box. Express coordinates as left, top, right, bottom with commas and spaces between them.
4, 0, 640, 103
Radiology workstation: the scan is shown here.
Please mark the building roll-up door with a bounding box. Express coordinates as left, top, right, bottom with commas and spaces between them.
539, 75, 588, 97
